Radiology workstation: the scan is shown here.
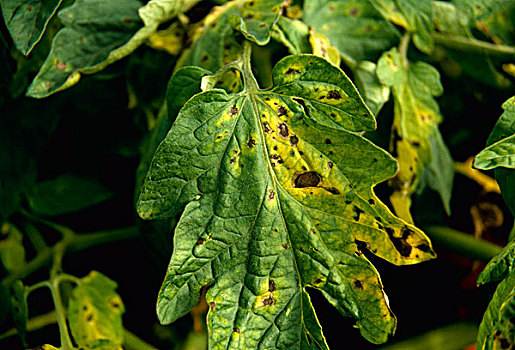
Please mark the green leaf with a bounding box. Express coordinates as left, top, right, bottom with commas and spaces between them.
26, 0, 143, 98
0, 223, 25, 273
8, 280, 28, 348
482, 96, 515, 216
478, 239, 515, 285
167, 66, 212, 120
0, 0, 63, 55
477, 271, 515, 350
377, 48, 453, 219
271, 17, 311, 55
303, 0, 399, 61
475, 134, 515, 170
353, 60, 390, 117
138, 51, 435, 347
370, 0, 433, 53
28, 175, 113, 216
228, 0, 283, 45
67, 271, 125, 349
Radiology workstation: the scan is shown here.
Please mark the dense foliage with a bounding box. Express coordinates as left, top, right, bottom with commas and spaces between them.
0, 0, 514, 349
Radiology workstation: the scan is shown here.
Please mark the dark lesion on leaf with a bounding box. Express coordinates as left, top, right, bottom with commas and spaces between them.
352, 206, 364, 221
209, 302, 216, 310
294, 171, 321, 188
268, 279, 276, 292
277, 106, 288, 116
262, 294, 275, 306
290, 135, 299, 147
277, 123, 289, 137
196, 238, 206, 245
323, 187, 340, 195
285, 67, 300, 75
268, 189, 275, 200
263, 121, 272, 133
353, 280, 363, 290
229, 105, 239, 116
387, 227, 413, 257
247, 137, 256, 148
233, 327, 240, 333
326, 90, 341, 100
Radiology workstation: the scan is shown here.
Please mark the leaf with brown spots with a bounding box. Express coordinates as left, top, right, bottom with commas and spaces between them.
67, 271, 125, 350
138, 46, 435, 348
377, 48, 453, 221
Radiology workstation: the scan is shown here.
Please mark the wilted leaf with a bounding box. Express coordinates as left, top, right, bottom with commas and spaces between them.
0, 0, 63, 55
138, 52, 435, 347
67, 271, 125, 349
478, 239, 515, 285
26, 0, 143, 98
377, 48, 453, 219
477, 271, 515, 350
303, 0, 399, 61
0, 223, 25, 273
370, 0, 433, 53
475, 134, 515, 170
28, 175, 113, 216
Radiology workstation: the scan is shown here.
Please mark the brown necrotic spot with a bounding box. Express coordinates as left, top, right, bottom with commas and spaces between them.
230, 157, 236, 164
387, 227, 412, 257
285, 68, 300, 75
263, 121, 272, 133
327, 161, 333, 169
353, 280, 363, 289
270, 154, 279, 160
294, 171, 321, 188
55, 61, 67, 71
247, 137, 256, 148
196, 238, 206, 245
229, 105, 238, 116
282, 243, 288, 249
262, 295, 274, 306
352, 206, 364, 221
233, 327, 240, 333
277, 106, 287, 116
210, 301, 215, 310
324, 187, 340, 195
268, 190, 275, 200
289, 135, 299, 147
277, 123, 289, 137
268, 280, 276, 292
326, 90, 341, 100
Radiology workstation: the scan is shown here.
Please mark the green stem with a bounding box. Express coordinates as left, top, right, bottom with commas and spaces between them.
123, 329, 159, 350
398, 32, 411, 68
432, 32, 515, 56
241, 41, 260, 91
23, 223, 48, 252
424, 226, 502, 261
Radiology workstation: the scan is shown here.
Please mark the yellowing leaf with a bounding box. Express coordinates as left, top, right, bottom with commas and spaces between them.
67, 271, 125, 350
138, 48, 435, 347
309, 27, 341, 67
147, 22, 185, 55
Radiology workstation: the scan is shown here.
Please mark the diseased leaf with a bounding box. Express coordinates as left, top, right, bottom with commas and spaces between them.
475, 134, 515, 170
478, 239, 515, 285
370, 0, 433, 53
28, 175, 113, 216
377, 48, 453, 219
477, 271, 515, 350
303, 0, 399, 61
271, 17, 311, 55
26, 0, 143, 98
0, 223, 25, 273
0, 0, 63, 55
67, 271, 125, 350
308, 27, 340, 67
138, 51, 435, 347
228, 0, 283, 45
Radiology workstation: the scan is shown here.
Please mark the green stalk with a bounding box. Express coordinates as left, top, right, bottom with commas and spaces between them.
424, 226, 502, 261
432, 33, 515, 56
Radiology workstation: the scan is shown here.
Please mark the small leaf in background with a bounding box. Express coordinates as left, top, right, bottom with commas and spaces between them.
308, 27, 341, 66
370, 0, 433, 53
480, 96, 515, 216
0, 223, 26, 273
9, 280, 28, 348
138, 53, 435, 346
147, 22, 185, 55
475, 134, 515, 170
353, 60, 390, 116
377, 48, 453, 220
303, 0, 399, 62
28, 175, 113, 216
271, 17, 311, 55
229, 0, 284, 45
26, 0, 143, 98
477, 271, 515, 350
67, 271, 125, 350
478, 239, 515, 286
0, 0, 64, 55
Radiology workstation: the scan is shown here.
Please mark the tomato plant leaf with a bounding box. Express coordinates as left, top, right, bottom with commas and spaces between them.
271, 17, 311, 55
370, 0, 433, 53
478, 239, 515, 286
477, 271, 515, 350
28, 175, 113, 216
228, 0, 283, 45
303, 0, 399, 61
138, 50, 435, 347
377, 48, 453, 220
26, 0, 143, 98
475, 134, 515, 170
67, 271, 125, 349
353, 61, 390, 117
0, 223, 26, 273
0, 0, 63, 55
